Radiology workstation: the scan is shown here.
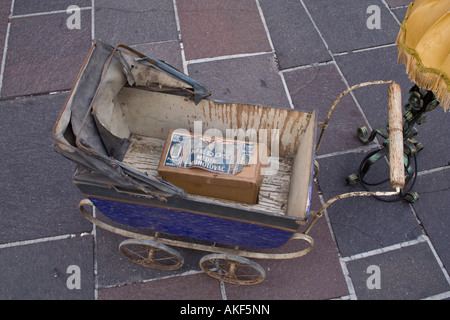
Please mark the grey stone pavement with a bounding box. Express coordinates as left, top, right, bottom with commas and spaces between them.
0, 0, 449, 301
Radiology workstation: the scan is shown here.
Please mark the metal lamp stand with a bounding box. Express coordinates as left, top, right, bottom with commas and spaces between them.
347, 85, 440, 203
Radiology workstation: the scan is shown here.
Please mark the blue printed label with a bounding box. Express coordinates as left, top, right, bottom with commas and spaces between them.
163, 130, 257, 175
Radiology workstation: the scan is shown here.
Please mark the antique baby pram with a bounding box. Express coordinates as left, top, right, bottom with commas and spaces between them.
53, 41, 406, 285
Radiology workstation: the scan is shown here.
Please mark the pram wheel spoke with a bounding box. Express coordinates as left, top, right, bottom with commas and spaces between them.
119, 239, 184, 270
199, 254, 265, 285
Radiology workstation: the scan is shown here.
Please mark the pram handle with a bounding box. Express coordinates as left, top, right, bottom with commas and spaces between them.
315, 80, 405, 191
306, 82, 407, 234
388, 83, 405, 191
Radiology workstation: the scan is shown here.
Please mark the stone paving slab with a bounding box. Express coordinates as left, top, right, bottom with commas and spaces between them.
188, 53, 290, 108
94, 0, 179, 46
176, 0, 271, 61
334, 45, 414, 130
283, 62, 367, 155
345, 241, 450, 300
391, 6, 409, 21
259, 0, 330, 69
316, 151, 423, 257
0, 235, 94, 300
412, 169, 450, 271
0, 2, 11, 70
302, 0, 400, 54
131, 40, 184, 73
1, 11, 92, 98
0, 94, 89, 244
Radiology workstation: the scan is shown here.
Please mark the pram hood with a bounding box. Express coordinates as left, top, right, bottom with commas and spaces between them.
53, 41, 210, 199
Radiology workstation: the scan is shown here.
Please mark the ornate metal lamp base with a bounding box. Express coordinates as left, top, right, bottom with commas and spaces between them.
348, 85, 439, 203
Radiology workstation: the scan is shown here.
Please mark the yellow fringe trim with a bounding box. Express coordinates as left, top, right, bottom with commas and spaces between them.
395, 3, 450, 112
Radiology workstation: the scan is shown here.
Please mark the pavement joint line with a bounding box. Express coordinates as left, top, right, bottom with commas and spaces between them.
380, 0, 402, 26
255, 0, 276, 52
318, 194, 338, 243
279, 60, 334, 73
10, 7, 92, 19
186, 51, 274, 66
417, 165, 450, 177
423, 291, 450, 300
172, 0, 189, 75
254, 0, 296, 110
331, 294, 352, 300
279, 71, 295, 109
407, 199, 428, 239
98, 269, 205, 290
337, 235, 448, 300
424, 236, 450, 286
318, 192, 445, 300
179, 42, 188, 75
140, 269, 205, 284
93, 206, 99, 300
180, 41, 189, 76
91, 0, 95, 41
0, 89, 71, 102
338, 257, 358, 300
339, 235, 429, 263
131, 39, 180, 47
332, 43, 397, 57
316, 143, 379, 160
219, 280, 227, 300
331, 62, 378, 140
388, 4, 412, 10
0, 0, 13, 97
0, 233, 91, 250
318, 193, 357, 299
278, 41, 399, 87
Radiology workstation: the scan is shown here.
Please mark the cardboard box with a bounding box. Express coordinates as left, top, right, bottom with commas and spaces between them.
157, 129, 267, 204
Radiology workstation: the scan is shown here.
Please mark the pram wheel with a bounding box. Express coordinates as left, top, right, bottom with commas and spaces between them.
199, 253, 265, 285
119, 239, 184, 270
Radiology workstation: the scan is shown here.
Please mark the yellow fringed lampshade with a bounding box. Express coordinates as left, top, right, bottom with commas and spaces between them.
396, 0, 450, 111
